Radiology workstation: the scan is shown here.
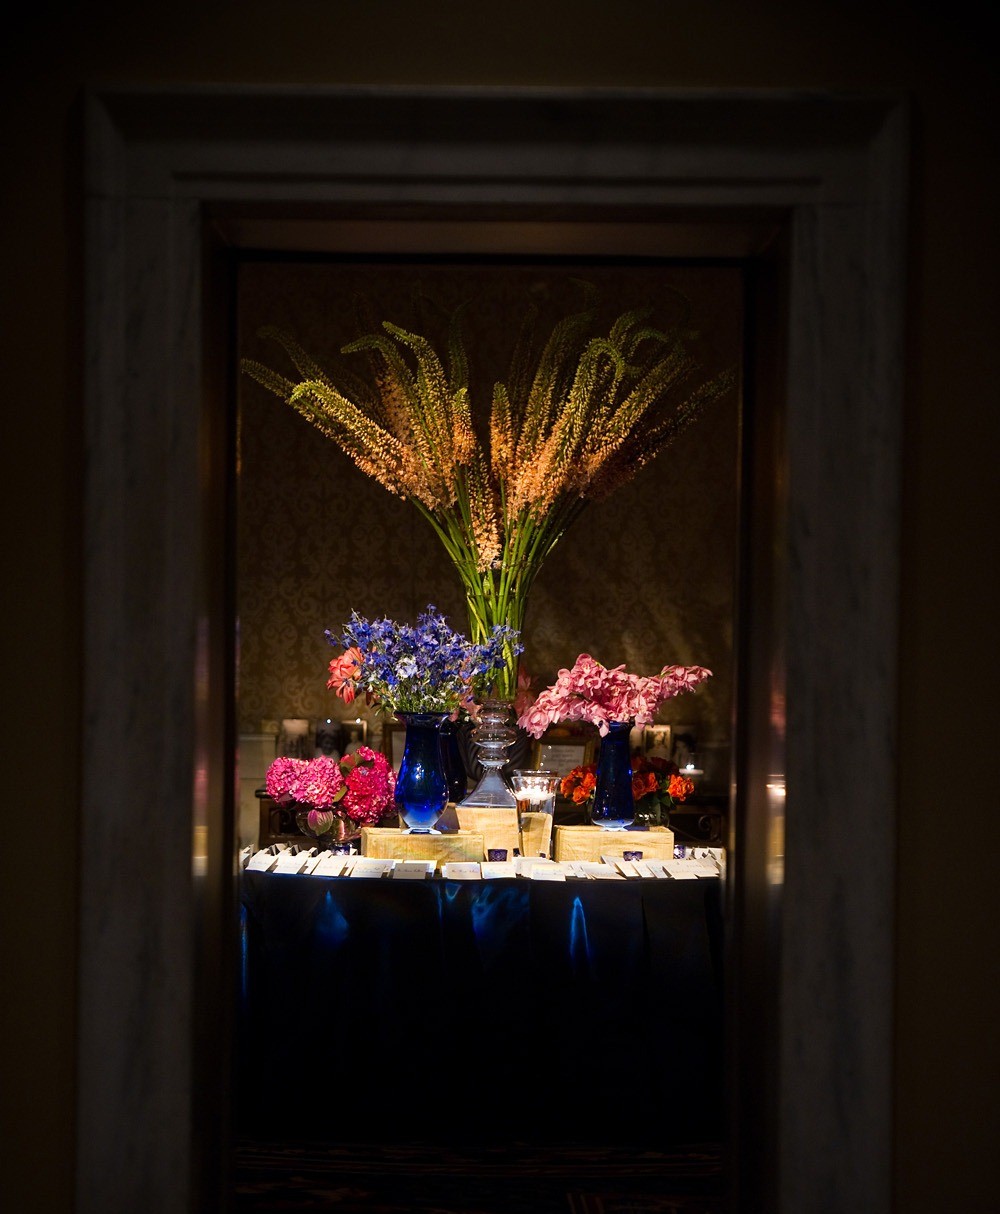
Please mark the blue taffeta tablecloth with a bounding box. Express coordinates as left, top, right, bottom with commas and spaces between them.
238, 872, 724, 1146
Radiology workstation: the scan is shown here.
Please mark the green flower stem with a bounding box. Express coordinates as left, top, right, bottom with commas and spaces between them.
413, 487, 590, 702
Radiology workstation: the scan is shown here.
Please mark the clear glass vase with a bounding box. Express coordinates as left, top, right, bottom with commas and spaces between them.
394, 712, 450, 832
459, 699, 518, 809
294, 806, 360, 851
591, 721, 636, 829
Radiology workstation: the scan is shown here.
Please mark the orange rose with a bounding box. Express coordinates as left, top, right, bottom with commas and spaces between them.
668, 774, 695, 802
632, 770, 659, 800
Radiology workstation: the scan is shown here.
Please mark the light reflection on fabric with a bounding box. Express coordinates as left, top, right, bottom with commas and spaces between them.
314, 889, 350, 951
568, 893, 593, 979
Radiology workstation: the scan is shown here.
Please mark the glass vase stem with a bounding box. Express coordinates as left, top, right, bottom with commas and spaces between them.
458, 699, 518, 809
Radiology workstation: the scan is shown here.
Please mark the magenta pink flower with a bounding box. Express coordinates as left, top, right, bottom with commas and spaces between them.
339, 747, 396, 825
265, 756, 309, 803
269, 746, 397, 828
289, 754, 345, 809
517, 653, 712, 737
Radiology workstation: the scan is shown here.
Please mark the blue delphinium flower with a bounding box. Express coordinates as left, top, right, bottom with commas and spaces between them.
325, 605, 522, 714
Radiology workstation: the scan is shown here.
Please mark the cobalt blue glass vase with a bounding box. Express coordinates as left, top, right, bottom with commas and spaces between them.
394, 712, 450, 832
439, 716, 467, 803
590, 721, 636, 830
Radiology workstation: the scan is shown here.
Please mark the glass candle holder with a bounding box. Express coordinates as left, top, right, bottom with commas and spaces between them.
511, 769, 560, 858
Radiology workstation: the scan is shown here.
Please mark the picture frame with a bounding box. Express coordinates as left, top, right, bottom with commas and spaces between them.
382, 721, 408, 770
530, 730, 595, 778
340, 718, 368, 753
642, 725, 673, 760
314, 718, 341, 757
277, 717, 312, 759
670, 725, 699, 771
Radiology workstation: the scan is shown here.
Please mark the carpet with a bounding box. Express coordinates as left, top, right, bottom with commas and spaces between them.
233, 1139, 728, 1214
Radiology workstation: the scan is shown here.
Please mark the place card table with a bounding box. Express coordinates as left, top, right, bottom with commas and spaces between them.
238, 871, 723, 1147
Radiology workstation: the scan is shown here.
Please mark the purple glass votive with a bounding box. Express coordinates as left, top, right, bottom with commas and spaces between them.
622, 850, 643, 861
487, 848, 508, 862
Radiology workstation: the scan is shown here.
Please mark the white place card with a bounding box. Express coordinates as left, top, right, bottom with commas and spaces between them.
350, 858, 392, 879
239, 846, 253, 869
692, 859, 721, 877
562, 861, 588, 879
481, 861, 518, 879
644, 859, 670, 879
392, 860, 435, 880
311, 853, 348, 878
274, 850, 311, 874
613, 858, 641, 878
441, 862, 482, 880
528, 864, 566, 881
631, 860, 655, 878
516, 856, 553, 877
601, 854, 640, 875
246, 850, 278, 872
664, 861, 699, 880
580, 861, 624, 879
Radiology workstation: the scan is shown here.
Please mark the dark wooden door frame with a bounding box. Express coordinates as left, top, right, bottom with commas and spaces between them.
81, 86, 906, 1213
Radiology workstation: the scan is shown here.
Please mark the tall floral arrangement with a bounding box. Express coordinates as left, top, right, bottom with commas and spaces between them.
242, 286, 735, 697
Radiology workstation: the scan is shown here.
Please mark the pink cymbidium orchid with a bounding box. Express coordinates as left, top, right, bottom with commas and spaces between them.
517, 653, 711, 737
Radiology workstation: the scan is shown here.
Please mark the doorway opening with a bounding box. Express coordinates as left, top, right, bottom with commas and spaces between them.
222, 213, 772, 1210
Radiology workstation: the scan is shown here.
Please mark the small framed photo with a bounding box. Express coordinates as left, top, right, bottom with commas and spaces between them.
314, 718, 341, 757
670, 725, 698, 771
382, 721, 408, 770
530, 730, 595, 777
642, 725, 672, 760
341, 718, 368, 754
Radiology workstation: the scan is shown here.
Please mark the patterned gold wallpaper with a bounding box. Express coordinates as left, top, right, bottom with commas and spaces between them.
237, 261, 742, 789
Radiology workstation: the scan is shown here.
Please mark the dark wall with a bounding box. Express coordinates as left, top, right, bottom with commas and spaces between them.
2, 4, 997, 1211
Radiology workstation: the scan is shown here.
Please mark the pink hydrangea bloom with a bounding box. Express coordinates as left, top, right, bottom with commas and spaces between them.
517, 653, 712, 737
289, 755, 345, 809
269, 747, 397, 828
340, 747, 396, 825
265, 756, 309, 803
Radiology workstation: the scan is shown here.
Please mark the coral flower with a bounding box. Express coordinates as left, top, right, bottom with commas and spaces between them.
327, 645, 364, 704
632, 770, 659, 800
668, 774, 696, 802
